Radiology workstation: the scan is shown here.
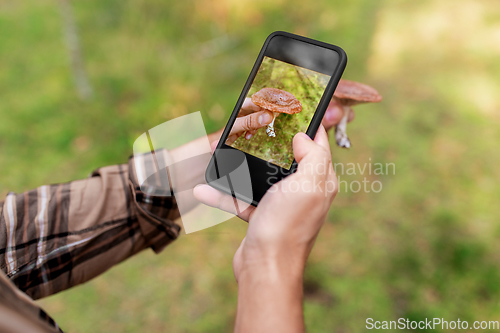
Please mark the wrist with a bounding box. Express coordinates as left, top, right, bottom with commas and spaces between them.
235, 252, 305, 333
237, 249, 305, 286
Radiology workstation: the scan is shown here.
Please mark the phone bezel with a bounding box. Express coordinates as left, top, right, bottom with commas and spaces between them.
206, 31, 347, 206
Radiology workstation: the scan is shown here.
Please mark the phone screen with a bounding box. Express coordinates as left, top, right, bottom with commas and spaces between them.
225, 56, 331, 169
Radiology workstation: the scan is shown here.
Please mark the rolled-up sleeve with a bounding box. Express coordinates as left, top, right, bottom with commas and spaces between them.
0, 149, 181, 300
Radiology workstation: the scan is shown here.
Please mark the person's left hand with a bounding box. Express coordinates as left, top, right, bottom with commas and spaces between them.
322, 98, 355, 131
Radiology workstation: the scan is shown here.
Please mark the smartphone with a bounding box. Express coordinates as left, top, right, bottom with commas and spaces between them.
205, 31, 347, 206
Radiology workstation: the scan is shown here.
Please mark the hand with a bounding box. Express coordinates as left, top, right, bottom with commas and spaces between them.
165, 97, 347, 224
234, 126, 337, 280
197, 125, 337, 278
226, 98, 274, 145
194, 125, 337, 333
322, 98, 355, 131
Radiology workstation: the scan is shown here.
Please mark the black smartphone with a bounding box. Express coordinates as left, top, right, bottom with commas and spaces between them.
206, 31, 347, 206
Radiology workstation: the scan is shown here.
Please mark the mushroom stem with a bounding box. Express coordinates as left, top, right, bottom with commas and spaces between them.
266, 112, 279, 137
334, 106, 351, 148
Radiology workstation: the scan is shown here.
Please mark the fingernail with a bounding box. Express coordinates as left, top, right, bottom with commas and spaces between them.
325, 106, 339, 122
297, 132, 311, 140
259, 113, 272, 125
245, 133, 252, 140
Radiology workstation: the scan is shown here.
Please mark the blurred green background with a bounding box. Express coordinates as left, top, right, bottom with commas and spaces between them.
1, 0, 499, 332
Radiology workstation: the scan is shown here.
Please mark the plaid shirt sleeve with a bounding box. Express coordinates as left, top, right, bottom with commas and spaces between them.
0, 149, 180, 332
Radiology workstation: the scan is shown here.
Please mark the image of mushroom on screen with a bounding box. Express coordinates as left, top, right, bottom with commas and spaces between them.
226, 56, 331, 169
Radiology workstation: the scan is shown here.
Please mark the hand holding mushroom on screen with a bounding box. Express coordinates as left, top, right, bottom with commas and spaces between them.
226, 88, 302, 145
225, 99, 275, 145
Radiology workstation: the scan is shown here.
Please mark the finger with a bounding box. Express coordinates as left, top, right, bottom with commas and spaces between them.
314, 127, 335, 183
193, 184, 255, 221
210, 139, 219, 153
293, 130, 332, 165
231, 110, 273, 134
323, 104, 343, 126
322, 99, 344, 131
347, 108, 355, 123
241, 97, 263, 112
226, 134, 239, 146
294, 126, 331, 155
313, 125, 331, 152
245, 130, 257, 140
292, 132, 315, 164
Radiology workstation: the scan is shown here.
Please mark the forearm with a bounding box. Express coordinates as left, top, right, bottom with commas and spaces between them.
235, 259, 305, 333
166, 130, 222, 212
208, 129, 223, 143
169, 129, 221, 185
1, 156, 180, 299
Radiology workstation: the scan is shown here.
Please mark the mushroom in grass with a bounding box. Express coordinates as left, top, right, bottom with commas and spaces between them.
251, 88, 302, 137
333, 79, 382, 148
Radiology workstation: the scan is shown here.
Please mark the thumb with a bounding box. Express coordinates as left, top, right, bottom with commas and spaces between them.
292, 127, 331, 165
232, 110, 273, 134
292, 132, 316, 164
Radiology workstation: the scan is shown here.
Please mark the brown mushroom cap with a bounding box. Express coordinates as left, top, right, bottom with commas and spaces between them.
251, 88, 302, 114
334, 79, 383, 106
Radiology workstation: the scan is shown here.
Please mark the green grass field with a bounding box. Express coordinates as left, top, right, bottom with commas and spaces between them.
231, 57, 329, 168
1, 0, 500, 332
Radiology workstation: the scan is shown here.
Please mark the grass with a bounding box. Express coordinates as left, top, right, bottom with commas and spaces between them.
231, 57, 329, 168
1, 0, 500, 332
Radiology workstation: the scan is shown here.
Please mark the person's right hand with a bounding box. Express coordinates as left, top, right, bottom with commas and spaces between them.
195, 124, 338, 280
194, 125, 337, 333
